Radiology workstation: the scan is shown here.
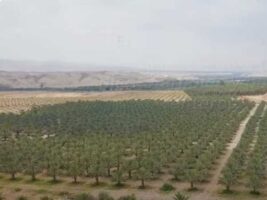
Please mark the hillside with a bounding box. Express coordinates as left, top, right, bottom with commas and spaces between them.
1, 60, 258, 89
0, 71, 167, 89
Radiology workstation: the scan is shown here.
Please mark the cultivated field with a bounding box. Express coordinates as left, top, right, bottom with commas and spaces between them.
1, 99, 266, 200
0, 90, 190, 113
1, 88, 267, 200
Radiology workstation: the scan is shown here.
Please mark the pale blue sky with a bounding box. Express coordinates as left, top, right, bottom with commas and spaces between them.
0, 0, 267, 71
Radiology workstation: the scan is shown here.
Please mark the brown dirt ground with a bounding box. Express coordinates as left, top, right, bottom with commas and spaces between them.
239, 93, 267, 103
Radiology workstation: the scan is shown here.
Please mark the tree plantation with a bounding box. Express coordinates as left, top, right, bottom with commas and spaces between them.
0, 100, 253, 188
0, 96, 267, 200
0, 91, 190, 114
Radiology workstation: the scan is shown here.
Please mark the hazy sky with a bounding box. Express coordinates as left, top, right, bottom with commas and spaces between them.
0, 0, 267, 71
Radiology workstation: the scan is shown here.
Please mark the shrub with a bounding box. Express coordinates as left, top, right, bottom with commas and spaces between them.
0, 193, 4, 200
173, 192, 189, 200
14, 188, 22, 192
160, 183, 175, 192
98, 192, 114, 200
16, 196, 28, 200
58, 191, 71, 196
118, 194, 136, 200
73, 193, 96, 200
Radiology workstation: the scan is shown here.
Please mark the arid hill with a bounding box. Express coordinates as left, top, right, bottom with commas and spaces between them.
0, 71, 168, 89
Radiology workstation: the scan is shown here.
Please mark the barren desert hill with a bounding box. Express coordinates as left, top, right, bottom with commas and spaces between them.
0, 71, 169, 89
0, 60, 264, 89
0, 59, 198, 89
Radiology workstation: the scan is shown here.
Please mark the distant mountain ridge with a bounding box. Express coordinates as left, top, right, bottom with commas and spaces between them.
0, 71, 168, 89
0, 60, 196, 89
0, 59, 265, 89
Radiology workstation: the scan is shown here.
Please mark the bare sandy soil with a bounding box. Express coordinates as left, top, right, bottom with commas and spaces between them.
240, 93, 267, 103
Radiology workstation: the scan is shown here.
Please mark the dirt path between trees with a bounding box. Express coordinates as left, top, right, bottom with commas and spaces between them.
208, 103, 259, 191
191, 103, 259, 200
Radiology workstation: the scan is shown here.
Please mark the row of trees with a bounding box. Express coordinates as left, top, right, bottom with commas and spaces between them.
246, 105, 267, 194
0, 100, 252, 189
221, 102, 266, 192
187, 82, 267, 97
